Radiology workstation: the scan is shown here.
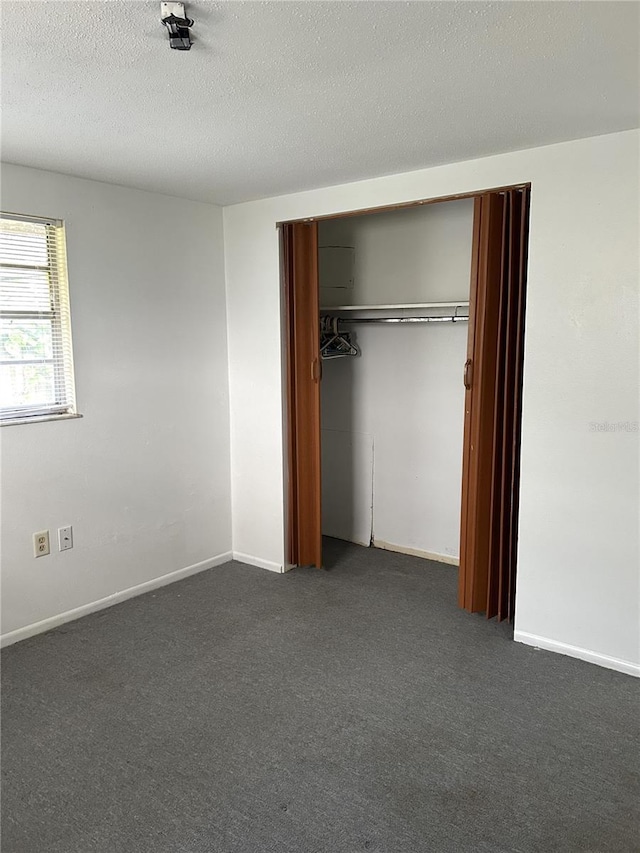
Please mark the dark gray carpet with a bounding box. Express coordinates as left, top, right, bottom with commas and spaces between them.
2, 539, 639, 853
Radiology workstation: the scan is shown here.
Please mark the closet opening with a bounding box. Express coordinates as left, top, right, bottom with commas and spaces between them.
281, 185, 531, 622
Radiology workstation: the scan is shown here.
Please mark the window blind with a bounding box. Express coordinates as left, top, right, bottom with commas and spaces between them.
0, 213, 77, 422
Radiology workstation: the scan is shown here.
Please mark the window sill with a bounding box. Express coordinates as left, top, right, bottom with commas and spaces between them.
0, 413, 83, 428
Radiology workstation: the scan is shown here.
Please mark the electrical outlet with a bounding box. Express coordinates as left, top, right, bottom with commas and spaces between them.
33, 530, 50, 558
58, 526, 73, 552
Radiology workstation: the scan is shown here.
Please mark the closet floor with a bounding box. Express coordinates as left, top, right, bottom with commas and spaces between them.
2, 539, 637, 853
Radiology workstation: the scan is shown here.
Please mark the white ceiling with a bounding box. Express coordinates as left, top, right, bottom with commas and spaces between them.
2, 1, 638, 205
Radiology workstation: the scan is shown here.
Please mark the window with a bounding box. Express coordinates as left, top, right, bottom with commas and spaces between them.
0, 213, 78, 424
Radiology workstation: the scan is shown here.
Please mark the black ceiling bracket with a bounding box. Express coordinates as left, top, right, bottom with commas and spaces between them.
160, 2, 194, 50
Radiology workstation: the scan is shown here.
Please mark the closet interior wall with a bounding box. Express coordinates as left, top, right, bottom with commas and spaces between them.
319, 200, 474, 561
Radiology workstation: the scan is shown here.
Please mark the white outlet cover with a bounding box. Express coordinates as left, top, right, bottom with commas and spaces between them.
33, 530, 50, 558
58, 526, 73, 552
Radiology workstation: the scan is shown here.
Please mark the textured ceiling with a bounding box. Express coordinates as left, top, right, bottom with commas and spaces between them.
1, 1, 638, 205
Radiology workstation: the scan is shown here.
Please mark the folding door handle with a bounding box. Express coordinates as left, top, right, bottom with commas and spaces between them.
463, 359, 473, 390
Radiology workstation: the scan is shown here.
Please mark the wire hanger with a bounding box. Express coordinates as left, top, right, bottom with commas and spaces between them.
320, 316, 359, 359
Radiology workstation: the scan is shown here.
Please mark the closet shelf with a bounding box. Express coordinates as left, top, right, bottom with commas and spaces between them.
320, 301, 469, 311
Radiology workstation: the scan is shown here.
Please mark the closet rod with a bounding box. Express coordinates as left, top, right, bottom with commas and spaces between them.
337, 315, 469, 324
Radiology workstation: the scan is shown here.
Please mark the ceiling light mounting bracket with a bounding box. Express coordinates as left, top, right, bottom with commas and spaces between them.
161, 2, 194, 51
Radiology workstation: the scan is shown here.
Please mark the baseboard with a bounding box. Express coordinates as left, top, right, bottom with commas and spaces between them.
232, 551, 283, 573
514, 630, 640, 678
373, 539, 459, 566
1, 551, 233, 649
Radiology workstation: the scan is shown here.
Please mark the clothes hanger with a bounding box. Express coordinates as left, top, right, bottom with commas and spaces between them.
320, 316, 359, 359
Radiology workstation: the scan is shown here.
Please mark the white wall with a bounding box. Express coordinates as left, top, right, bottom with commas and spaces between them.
319, 202, 473, 558
224, 130, 640, 675
0, 164, 232, 643
319, 201, 473, 306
